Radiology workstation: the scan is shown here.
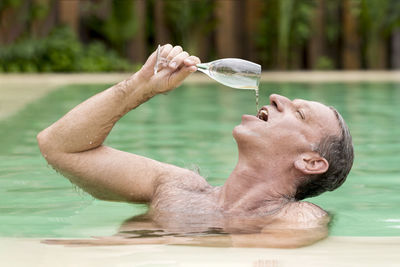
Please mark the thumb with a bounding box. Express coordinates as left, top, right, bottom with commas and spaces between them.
139, 49, 158, 78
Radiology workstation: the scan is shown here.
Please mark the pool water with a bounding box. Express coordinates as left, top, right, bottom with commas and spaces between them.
0, 82, 399, 238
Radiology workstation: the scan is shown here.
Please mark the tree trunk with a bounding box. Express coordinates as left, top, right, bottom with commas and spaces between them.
31, 0, 57, 38
215, 0, 238, 58
0, 7, 16, 44
392, 29, 400, 69
154, 0, 170, 45
0, 2, 30, 45
342, 0, 360, 69
245, 0, 263, 62
277, 0, 295, 69
127, 0, 147, 63
308, 0, 325, 69
367, 38, 387, 69
58, 0, 80, 35
363, 0, 388, 69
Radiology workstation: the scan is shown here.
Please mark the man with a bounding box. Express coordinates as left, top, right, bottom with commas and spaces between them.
38, 44, 354, 248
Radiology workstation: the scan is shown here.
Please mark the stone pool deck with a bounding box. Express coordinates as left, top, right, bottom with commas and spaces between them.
1, 236, 400, 267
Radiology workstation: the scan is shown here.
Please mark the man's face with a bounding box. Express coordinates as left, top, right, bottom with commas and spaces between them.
233, 94, 340, 159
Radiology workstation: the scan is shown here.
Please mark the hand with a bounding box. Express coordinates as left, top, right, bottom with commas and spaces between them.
137, 44, 201, 95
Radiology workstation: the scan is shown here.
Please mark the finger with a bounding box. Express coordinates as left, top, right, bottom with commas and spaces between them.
166, 46, 183, 65
142, 47, 159, 69
160, 44, 173, 59
184, 56, 201, 66
152, 44, 173, 74
169, 51, 189, 69
140, 44, 172, 77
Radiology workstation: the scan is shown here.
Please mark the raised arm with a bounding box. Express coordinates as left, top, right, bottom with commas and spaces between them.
37, 44, 201, 203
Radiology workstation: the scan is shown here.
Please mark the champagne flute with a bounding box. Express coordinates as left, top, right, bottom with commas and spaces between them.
154, 45, 262, 111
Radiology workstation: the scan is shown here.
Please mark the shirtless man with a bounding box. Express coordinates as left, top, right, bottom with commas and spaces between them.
37, 45, 354, 248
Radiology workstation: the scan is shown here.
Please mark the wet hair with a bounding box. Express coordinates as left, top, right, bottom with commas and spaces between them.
294, 107, 354, 200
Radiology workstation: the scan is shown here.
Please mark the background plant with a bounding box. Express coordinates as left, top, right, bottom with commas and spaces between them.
0, 0, 399, 72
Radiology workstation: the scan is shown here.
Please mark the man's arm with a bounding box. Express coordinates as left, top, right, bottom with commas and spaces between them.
37, 44, 202, 203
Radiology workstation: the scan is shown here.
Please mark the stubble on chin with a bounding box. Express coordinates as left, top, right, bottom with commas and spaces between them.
233, 125, 261, 142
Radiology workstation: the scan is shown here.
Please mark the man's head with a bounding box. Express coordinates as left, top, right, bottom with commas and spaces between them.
294, 107, 354, 200
232, 94, 354, 200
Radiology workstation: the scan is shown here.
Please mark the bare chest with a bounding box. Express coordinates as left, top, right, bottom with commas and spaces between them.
151, 183, 220, 214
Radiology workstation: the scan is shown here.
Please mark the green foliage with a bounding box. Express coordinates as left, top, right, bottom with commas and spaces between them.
30, 0, 51, 21
2, 0, 400, 71
79, 41, 133, 72
287, 0, 314, 63
359, 0, 400, 68
164, 0, 215, 55
360, 0, 389, 37
315, 56, 334, 70
82, 0, 137, 55
256, 0, 279, 68
0, 0, 22, 11
256, 0, 313, 69
386, 0, 400, 31
100, 0, 137, 54
360, 0, 400, 37
0, 27, 133, 73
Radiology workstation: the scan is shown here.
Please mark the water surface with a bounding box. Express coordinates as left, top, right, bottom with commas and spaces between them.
0, 82, 399, 237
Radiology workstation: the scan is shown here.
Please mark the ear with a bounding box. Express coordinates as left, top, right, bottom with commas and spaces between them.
294, 152, 329, 175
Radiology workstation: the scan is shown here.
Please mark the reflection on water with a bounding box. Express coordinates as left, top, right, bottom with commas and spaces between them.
0, 82, 400, 238
43, 212, 328, 248
119, 227, 229, 239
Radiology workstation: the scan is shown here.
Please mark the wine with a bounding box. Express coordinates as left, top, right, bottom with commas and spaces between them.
196, 59, 260, 90
154, 45, 262, 112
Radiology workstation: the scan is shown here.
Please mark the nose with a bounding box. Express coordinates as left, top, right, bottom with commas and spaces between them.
269, 94, 291, 112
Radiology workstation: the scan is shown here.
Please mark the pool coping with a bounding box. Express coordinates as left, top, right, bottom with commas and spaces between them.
1, 236, 399, 266
1, 71, 400, 121
1, 70, 400, 84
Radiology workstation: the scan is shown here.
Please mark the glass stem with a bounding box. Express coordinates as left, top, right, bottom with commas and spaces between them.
196, 63, 209, 70
196, 63, 210, 75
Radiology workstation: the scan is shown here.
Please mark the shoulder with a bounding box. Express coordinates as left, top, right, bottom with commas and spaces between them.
274, 201, 329, 229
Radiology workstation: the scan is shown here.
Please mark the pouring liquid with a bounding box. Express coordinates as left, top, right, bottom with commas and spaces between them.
255, 88, 259, 112
197, 62, 260, 113
154, 47, 262, 114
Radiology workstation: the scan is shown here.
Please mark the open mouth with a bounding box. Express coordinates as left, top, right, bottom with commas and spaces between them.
257, 107, 269, 122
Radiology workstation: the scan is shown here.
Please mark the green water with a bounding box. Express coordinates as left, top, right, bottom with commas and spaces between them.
1, 82, 399, 237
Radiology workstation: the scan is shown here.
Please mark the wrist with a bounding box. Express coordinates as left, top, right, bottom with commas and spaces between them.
114, 72, 156, 110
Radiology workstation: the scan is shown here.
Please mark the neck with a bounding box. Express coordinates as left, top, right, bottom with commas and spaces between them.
218, 155, 296, 215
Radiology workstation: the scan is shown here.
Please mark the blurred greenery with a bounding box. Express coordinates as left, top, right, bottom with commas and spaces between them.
0, 27, 134, 72
164, 0, 215, 55
256, 0, 314, 69
0, 0, 399, 72
0, 0, 23, 11
82, 0, 137, 55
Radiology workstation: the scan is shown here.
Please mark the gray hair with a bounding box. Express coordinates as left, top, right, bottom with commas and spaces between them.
294, 107, 354, 200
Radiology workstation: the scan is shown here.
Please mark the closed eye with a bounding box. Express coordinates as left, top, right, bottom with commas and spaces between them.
297, 110, 305, 120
